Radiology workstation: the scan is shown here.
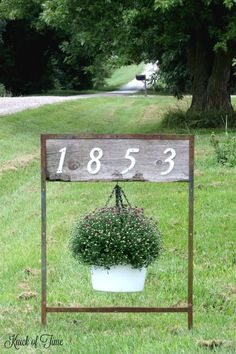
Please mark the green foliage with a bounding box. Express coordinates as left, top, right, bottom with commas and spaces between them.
154, 0, 184, 11
69, 206, 162, 269
49, 50, 94, 91
148, 72, 171, 94
154, 0, 236, 53
40, 0, 127, 76
224, 0, 236, 9
85, 57, 112, 89
150, 48, 191, 98
210, 132, 236, 167
0, 83, 7, 96
0, 0, 42, 20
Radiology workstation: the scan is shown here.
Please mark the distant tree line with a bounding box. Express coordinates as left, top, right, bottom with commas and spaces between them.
0, 0, 236, 125
0, 19, 95, 95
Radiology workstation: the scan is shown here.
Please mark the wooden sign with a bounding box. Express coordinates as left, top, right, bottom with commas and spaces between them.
41, 134, 194, 329
44, 134, 190, 182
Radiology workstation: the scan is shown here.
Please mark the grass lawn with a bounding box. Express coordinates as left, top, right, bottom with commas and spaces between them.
0, 96, 235, 353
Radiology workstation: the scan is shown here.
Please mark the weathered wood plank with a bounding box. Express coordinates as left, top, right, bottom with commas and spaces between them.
45, 138, 189, 182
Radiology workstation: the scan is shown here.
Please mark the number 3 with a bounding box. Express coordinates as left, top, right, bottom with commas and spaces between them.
161, 148, 176, 175
121, 148, 140, 174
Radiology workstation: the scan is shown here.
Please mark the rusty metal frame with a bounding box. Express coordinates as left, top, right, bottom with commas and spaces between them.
41, 134, 194, 329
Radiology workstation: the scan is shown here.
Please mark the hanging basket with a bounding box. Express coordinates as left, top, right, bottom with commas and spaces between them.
69, 184, 162, 292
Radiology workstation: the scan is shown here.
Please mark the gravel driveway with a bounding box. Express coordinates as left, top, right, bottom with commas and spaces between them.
0, 64, 157, 116
0, 95, 96, 116
0, 91, 139, 116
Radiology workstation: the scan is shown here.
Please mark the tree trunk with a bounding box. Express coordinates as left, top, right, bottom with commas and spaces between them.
206, 49, 233, 114
188, 30, 212, 112
188, 33, 234, 116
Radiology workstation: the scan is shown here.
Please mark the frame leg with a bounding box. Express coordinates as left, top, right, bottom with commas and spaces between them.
41, 304, 47, 326
41, 135, 47, 327
188, 306, 193, 329
188, 135, 194, 330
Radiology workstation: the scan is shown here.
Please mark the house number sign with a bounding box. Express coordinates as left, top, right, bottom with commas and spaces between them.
41, 134, 194, 329
45, 135, 190, 182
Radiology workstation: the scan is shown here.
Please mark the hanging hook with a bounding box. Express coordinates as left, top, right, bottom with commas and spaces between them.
104, 183, 131, 209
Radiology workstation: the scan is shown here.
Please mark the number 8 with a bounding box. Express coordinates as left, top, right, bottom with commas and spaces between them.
87, 147, 103, 174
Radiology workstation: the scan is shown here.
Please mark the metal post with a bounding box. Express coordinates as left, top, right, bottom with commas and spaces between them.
144, 79, 147, 97
115, 184, 120, 208
188, 135, 194, 329
41, 135, 47, 326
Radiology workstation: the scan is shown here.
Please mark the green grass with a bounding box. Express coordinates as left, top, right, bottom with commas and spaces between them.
0, 96, 236, 353
36, 89, 100, 96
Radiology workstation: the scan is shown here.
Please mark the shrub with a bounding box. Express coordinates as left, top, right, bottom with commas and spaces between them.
210, 132, 236, 167
147, 72, 171, 95
161, 108, 236, 129
0, 83, 7, 96
69, 206, 162, 269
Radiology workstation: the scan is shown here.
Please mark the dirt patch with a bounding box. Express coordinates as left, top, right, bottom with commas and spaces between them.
226, 285, 236, 294
0, 153, 38, 174
17, 282, 31, 290
169, 326, 183, 335
197, 340, 233, 350
210, 181, 222, 187
143, 105, 162, 121
17, 291, 37, 300
195, 169, 204, 177
24, 268, 40, 276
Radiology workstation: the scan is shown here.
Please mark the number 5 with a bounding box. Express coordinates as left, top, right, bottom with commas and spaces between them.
121, 148, 139, 175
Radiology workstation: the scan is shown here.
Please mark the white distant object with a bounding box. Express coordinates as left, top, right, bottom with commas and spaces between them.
120, 63, 158, 92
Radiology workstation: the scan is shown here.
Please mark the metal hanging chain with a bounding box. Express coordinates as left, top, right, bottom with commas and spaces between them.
115, 184, 124, 209
104, 184, 117, 208
104, 183, 131, 209
120, 186, 131, 207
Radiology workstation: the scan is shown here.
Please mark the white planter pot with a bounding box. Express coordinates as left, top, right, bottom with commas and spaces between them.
91, 265, 147, 292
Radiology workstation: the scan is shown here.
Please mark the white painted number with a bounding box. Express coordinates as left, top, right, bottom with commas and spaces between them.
57, 147, 67, 174
121, 148, 140, 175
56, 146, 176, 177
161, 148, 176, 175
87, 147, 103, 174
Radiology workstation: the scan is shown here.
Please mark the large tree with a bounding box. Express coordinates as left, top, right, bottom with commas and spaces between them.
40, 0, 236, 117
1, 0, 236, 118
154, 0, 236, 116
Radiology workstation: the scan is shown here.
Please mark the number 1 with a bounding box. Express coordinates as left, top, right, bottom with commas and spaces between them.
57, 147, 67, 174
